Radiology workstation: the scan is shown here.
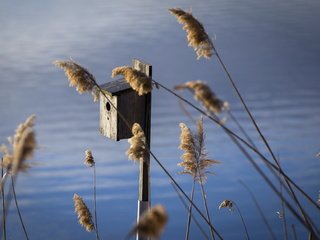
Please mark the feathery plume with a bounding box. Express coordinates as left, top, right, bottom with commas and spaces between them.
84, 149, 95, 167
73, 193, 94, 232
127, 123, 148, 163
219, 199, 234, 211
54, 60, 99, 102
111, 66, 152, 96
178, 118, 220, 183
169, 8, 214, 59
175, 80, 229, 114
0, 115, 36, 174
132, 205, 168, 238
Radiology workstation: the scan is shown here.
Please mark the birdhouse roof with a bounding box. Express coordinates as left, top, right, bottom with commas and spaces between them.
100, 79, 132, 96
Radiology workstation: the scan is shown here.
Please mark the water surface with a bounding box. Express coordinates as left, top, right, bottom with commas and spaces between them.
0, 0, 319, 239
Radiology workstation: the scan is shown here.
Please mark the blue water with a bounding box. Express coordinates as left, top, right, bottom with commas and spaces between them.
0, 0, 319, 239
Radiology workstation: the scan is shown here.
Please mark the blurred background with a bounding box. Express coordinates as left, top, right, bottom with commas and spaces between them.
0, 0, 319, 239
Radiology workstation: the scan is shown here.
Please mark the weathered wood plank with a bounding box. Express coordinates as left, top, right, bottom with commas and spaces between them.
100, 78, 131, 96
99, 94, 118, 140
133, 59, 152, 240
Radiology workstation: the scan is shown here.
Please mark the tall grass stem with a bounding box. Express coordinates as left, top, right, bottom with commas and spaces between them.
153, 80, 319, 234
239, 180, 276, 240
233, 202, 250, 240
93, 165, 100, 240
279, 160, 288, 240
171, 182, 209, 240
227, 110, 256, 149
199, 181, 215, 240
185, 180, 196, 240
154, 80, 319, 211
213, 48, 316, 236
10, 175, 29, 240
1, 158, 6, 240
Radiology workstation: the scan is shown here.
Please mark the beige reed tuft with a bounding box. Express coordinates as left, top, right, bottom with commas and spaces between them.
111, 66, 152, 96
73, 193, 95, 232
219, 199, 234, 210
0, 115, 37, 174
54, 60, 99, 102
169, 8, 214, 59
175, 80, 229, 114
127, 123, 148, 163
178, 117, 220, 183
131, 205, 168, 238
84, 149, 95, 167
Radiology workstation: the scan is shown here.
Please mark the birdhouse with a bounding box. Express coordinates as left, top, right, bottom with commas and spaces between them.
99, 59, 152, 141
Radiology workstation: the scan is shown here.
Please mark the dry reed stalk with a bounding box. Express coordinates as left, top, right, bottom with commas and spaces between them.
73, 193, 94, 232
111, 66, 152, 96
127, 123, 148, 163
179, 118, 219, 240
84, 149, 95, 167
159, 80, 320, 231
131, 205, 168, 238
169, 8, 214, 59
1, 157, 6, 240
175, 80, 229, 114
54, 60, 99, 101
0, 115, 36, 175
83, 150, 100, 240
239, 180, 276, 239
11, 175, 29, 240
219, 199, 250, 240
178, 119, 220, 183
170, 181, 210, 240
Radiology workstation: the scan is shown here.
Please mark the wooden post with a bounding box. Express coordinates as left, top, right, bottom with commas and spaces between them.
133, 59, 152, 240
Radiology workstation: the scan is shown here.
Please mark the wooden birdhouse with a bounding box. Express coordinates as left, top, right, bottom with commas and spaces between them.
99, 59, 152, 141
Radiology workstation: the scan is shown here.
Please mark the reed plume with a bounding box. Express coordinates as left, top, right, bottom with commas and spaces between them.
130, 205, 168, 238
111, 66, 152, 96
175, 80, 229, 114
127, 123, 148, 163
0, 115, 36, 174
84, 149, 95, 167
179, 118, 219, 239
218, 200, 234, 211
54, 60, 99, 102
178, 118, 220, 183
169, 8, 214, 59
73, 193, 94, 232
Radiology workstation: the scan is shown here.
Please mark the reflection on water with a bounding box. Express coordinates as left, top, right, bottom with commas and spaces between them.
0, 0, 320, 239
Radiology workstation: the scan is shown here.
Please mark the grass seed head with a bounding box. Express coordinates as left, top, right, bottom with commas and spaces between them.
73, 193, 95, 232
132, 205, 168, 238
175, 80, 229, 114
178, 118, 219, 183
169, 8, 214, 59
54, 60, 99, 102
1, 115, 36, 174
112, 66, 152, 96
84, 149, 95, 167
126, 123, 148, 163
219, 199, 234, 210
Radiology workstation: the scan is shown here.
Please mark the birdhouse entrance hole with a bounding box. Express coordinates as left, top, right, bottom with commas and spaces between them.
106, 102, 111, 111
